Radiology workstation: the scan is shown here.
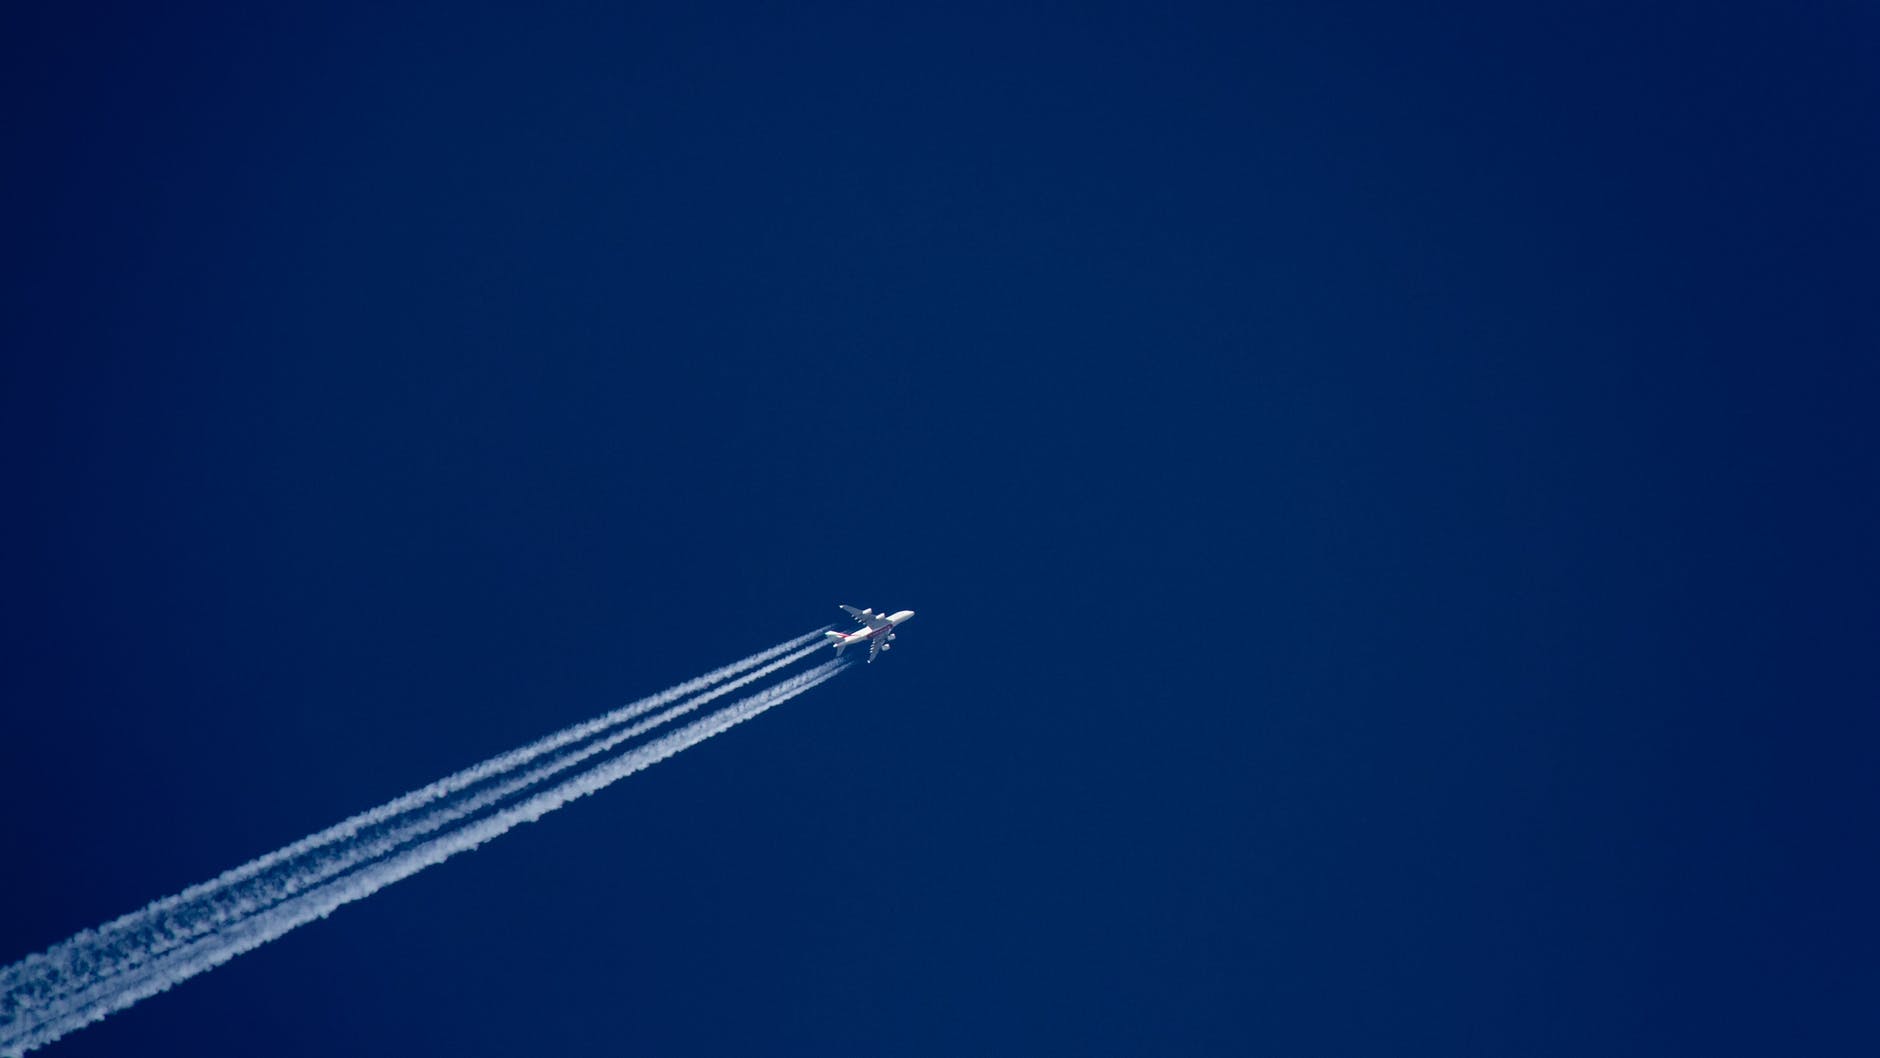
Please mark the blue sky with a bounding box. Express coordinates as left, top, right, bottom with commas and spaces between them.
3, 2, 1877, 1054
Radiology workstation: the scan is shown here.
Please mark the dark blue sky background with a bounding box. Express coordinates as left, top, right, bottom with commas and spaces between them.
4, 2, 1876, 1054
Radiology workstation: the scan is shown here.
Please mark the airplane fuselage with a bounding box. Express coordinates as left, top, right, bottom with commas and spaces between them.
842, 610, 914, 643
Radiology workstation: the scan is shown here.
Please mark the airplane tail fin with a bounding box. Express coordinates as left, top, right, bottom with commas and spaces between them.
824, 630, 848, 654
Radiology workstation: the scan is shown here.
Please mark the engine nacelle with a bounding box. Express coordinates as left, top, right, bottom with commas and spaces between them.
881, 642, 892, 651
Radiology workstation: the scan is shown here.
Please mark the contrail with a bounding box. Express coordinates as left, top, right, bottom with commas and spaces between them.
0, 658, 849, 1057
0, 635, 842, 1052
0, 628, 826, 1001
3, 639, 834, 1021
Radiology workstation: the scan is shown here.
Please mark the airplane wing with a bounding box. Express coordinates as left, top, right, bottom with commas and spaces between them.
840, 604, 891, 630
867, 637, 883, 663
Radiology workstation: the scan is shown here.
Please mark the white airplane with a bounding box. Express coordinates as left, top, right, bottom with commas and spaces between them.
824, 605, 916, 663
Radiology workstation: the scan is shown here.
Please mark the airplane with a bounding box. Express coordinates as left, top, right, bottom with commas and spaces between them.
824, 605, 915, 663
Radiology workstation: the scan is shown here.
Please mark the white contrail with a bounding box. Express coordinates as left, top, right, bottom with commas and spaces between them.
5, 639, 834, 1021
0, 658, 848, 1057
0, 627, 825, 1001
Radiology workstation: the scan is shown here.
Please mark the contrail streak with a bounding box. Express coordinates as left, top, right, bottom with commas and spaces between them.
0, 628, 825, 1001
5, 639, 834, 1020
0, 658, 848, 1057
